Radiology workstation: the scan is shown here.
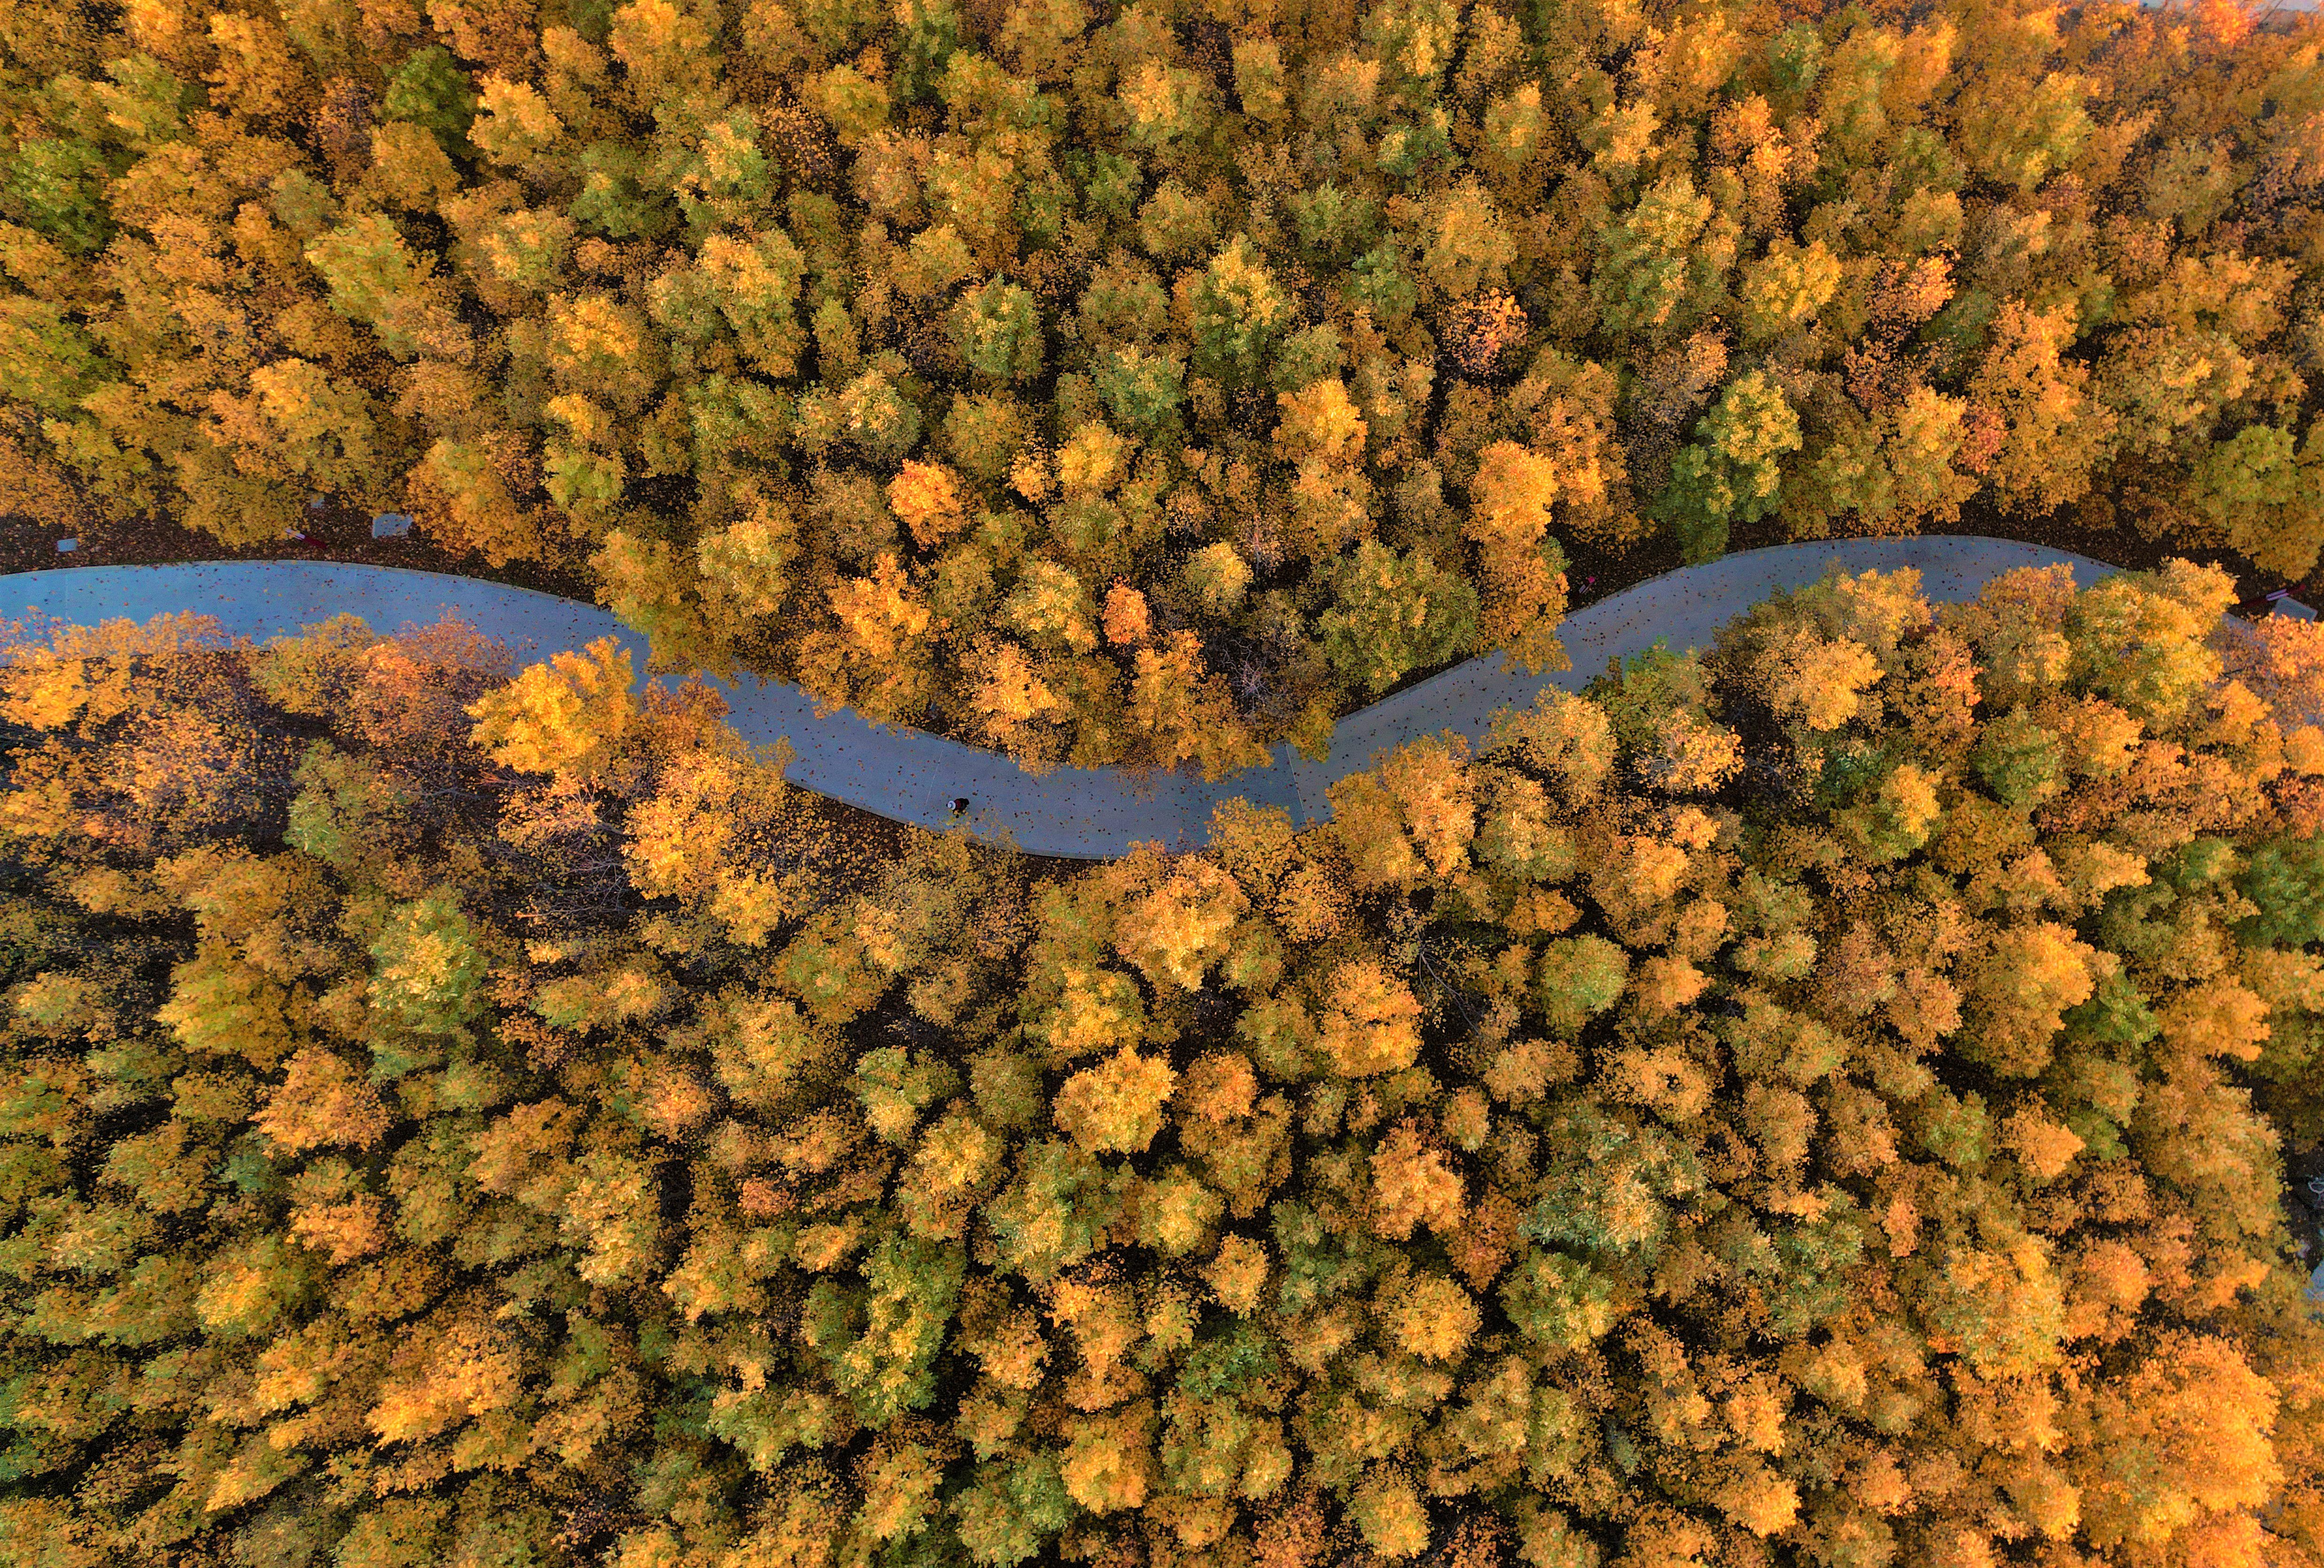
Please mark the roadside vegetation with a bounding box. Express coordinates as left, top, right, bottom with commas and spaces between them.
6, 558, 2324, 1566
7, 0, 2324, 773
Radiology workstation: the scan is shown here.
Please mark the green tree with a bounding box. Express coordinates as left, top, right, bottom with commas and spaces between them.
368, 890, 491, 1038
591, 528, 725, 675
953, 1452, 1073, 1566
1318, 540, 1481, 695
1735, 237, 1841, 346
1591, 171, 1738, 344
1651, 370, 1802, 564
1187, 234, 1293, 385
1956, 70, 2091, 195
1094, 344, 1185, 434
808, 1234, 967, 1427
381, 46, 478, 153
284, 741, 415, 876
0, 297, 109, 417
569, 140, 668, 239
951, 277, 1044, 384
1535, 934, 1629, 1035
304, 212, 443, 359
2189, 419, 2324, 580
3, 136, 115, 255
985, 1140, 1116, 1282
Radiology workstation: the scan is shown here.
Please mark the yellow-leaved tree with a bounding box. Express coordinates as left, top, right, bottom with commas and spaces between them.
464, 635, 638, 785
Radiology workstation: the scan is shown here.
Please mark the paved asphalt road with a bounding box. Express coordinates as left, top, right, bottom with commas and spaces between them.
0, 537, 2302, 857
0, 536, 2212, 859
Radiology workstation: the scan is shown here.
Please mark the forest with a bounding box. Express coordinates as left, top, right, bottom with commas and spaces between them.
17, 0, 2324, 1563
7, 0, 2324, 770
5, 556, 2324, 1567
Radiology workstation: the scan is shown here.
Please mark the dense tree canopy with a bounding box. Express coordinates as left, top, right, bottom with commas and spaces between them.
6, 558, 2324, 1567
8, 0, 2324, 772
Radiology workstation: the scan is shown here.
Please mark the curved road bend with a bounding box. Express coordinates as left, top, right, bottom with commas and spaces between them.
0, 538, 2298, 859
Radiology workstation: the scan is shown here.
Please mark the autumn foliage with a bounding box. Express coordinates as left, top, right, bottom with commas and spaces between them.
4, 557, 2324, 1566
13, 0, 2324, 775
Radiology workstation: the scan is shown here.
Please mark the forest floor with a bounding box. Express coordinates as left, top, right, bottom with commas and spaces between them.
2283, 1139, 2324, 1299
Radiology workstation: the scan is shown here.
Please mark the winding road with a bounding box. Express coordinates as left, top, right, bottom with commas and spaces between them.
0, 537, 2299, 859
10, 536, 2324, 1298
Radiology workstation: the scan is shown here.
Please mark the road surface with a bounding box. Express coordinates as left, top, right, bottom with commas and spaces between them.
11, 536, 2299, 857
